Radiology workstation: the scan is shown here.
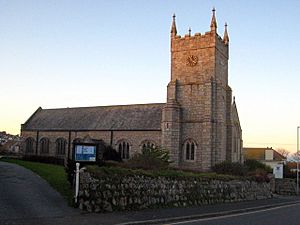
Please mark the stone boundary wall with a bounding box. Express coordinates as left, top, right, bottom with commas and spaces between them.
275, 178, 297, 195
78, 171, 272, 212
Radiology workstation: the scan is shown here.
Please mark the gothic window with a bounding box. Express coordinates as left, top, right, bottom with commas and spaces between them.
25, 137, 34, 153
141, 140, 155, 150
234, 136, 238, 153
56, 138, 66, 156
183, 139, 197, 161
40, 138, 50, 154
117, 141, 130, 159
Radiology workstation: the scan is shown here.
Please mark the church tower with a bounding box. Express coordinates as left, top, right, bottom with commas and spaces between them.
162, 9, 234, 171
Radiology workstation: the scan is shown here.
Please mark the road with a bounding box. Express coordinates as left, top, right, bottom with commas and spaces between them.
170, 202, 300, 225
0, 161, 78, 225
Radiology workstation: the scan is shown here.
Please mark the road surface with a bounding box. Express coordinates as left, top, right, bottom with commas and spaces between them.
170, 202, 300, 225
0, 161, 78, 225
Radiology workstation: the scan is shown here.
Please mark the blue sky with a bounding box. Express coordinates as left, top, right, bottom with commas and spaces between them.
1, 0, 300, 152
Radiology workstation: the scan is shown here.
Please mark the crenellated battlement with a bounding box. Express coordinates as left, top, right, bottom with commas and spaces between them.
172, 31, 219, 51
172, 30, 228, 58
170, 9, 229, 58
170, 8, 230, 86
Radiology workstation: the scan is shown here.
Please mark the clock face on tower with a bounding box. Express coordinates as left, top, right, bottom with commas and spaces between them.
186, 55, 198, 67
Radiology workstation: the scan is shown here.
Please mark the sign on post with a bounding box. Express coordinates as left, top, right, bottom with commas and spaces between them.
74, 145, 96, 162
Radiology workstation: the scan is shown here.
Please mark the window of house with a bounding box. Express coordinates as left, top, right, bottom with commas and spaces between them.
56, 138, 66, 156
183, 140, 196, 161
25, 138, 34, 153
40, 138, 50, 154
117, 141, 130, 159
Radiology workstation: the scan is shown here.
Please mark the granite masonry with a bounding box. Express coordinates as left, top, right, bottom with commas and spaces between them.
78, 169, 272, 212
21, 9, 242, 171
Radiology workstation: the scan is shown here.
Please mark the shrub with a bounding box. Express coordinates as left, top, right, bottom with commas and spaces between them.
65, 158, 77, 186
212, 161, 247, 176
283, 164, 296, 178
124, 146, 170, 170
244, 159, 272, 173
102, 145, 122, 162
213, 160, 272, 182
248, 168, 270, 183
86, 165, 238, 181
22, 155, 64, 166
142, 146, 170, 163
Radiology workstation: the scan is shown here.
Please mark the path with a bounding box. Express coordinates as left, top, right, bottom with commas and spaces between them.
0, 161, 78, 225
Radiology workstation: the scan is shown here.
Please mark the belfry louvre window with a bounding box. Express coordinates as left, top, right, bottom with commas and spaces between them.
25, 138, 34, 153
183, 140, 196, 161
56, 138, 66, 155
40, 138, 49, 154
118, 141, 130, 159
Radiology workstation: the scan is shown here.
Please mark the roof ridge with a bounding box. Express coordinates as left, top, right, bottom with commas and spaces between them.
42, 103, 165, 110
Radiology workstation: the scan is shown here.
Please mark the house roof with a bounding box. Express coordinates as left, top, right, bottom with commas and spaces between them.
22, 103, 164, 131
286, 162, 297, 169
0, 140, 20, 149
243, 147, 286, 161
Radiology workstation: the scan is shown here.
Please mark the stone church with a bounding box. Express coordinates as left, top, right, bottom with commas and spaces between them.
21, 9, 242, 171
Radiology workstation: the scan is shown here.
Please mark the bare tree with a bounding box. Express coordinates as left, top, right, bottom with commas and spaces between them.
276, 148, 290, 158
291, 151, 300, 162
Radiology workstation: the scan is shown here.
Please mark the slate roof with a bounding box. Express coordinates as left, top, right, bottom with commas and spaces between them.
22, 103, 164, 131
243, 147, 286, 161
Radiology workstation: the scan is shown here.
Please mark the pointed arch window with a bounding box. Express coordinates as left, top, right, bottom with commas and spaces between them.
117, 141, 130, 159
56, 138, 66, 156
183, 139, 197, 161
25, 137, 34, 153
40, 138, 50, 154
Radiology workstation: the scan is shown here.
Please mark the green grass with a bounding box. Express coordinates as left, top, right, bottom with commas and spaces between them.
0, 157, 73, 204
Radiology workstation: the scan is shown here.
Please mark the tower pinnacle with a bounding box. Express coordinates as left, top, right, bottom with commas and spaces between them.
223, 23, 229, 45
171, 14, 177, 37
210, 7, 217, 32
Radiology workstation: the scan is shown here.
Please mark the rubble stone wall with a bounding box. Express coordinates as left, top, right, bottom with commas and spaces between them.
275, 178, 297, 195
78, 170, 272, 212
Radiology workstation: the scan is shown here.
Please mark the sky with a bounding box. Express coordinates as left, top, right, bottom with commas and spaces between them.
1, 0, 300, 153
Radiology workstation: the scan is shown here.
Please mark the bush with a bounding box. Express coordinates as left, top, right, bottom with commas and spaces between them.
248, 168, 271, 183
283, 164, 296, 178
124, 146, 170, 170
256, 169, 271, 182
212, 161, 247, 176
102, 145, 122, 162
244, 159, 272, 173
86, 165, 238, 181
213, 160, 272, 182
22, 155, 64, 166
65, 158, 77, 185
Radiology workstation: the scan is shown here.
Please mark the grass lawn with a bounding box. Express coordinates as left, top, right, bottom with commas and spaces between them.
0, 157, 73, 204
